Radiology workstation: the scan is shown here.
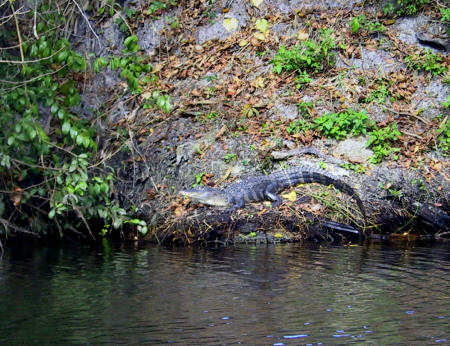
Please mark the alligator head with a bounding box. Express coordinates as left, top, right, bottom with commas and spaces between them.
179, 186, 230, 207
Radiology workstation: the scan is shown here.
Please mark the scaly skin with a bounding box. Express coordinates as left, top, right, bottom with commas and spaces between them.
180, 166, 366, 217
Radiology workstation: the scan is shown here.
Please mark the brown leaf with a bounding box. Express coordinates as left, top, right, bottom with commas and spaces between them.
10, 187, 23, 207
174, 206, 186, 217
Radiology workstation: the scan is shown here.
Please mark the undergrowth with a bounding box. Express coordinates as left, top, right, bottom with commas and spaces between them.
405, 49, 448, 76
271, 28, 335, 87
0, 1, 152, 239
383, 0, 431, 17
313, 109, 374, 140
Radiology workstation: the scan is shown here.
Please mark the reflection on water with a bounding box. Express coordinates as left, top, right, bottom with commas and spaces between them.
0, 240, 449, 345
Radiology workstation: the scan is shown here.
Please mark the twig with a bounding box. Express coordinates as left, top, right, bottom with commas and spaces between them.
128, 126, 137, 190
0, 65, 65, 86
106, 3, 132, 34
11, 158, 63, 171
0, 46, 64, 64
74, 206, 95, 240
0, 217, 39, 236
33, 0, 38, 39
71, 0, 102, 47
401, 130, 422, 139
88, 143, 126, 169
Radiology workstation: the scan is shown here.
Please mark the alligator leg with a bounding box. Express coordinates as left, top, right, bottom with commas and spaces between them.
224, 198, 245, 213
265, 183, 282, 207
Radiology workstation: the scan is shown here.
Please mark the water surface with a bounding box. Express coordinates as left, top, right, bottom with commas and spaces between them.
0, 241, 449, 344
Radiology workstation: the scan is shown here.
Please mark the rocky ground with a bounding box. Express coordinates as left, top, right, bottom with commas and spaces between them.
73, 0, 448, 243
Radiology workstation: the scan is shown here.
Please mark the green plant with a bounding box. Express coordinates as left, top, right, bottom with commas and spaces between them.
442, 95, 450, 109
94, 36, 157, 94
206, 10, 217, 24
441, 7, 450, 34
260, 122, 271, 134
167, 15, 180, 29
436, 118, 449, 155
147, 0, 177, 16
340, 162, 366, 174
241, 104, 260, 118
383, 0, 430, 16
0, 1, 146, 238
207, 111, 218, 119
272, 28, 335, 75
388, 188, 403, 199
193, 146, 203, 155
142, 90, 172, 114
365, 81, 391, 104
383, 2, 395, 16
97, 0, 121, 16
123, 35, 140, 53
124, 218, 148, 235
124, 6, 137, 19
286, 119, 312, 134
350, 15, 385, 34
202, 74, 218, 82
224, 153, 236, 163
366, 123, 401, 163
298, 101, 313, 118
351, 16, 361, 34
441, 7, 450, 22
192, 173, 205, 187
405, 49, 448, 76
295, 71, 312, 88
314, 109, 374, 140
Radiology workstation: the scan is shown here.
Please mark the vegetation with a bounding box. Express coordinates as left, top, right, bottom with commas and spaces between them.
350, 15, 385, 34
313, 109, 374, 140
405, 49, 448, 76
366, 123, 401, 163
383, 0, 431, 16
0, 1, 160, 239
272, 28, 335, 86
436, 119, 449, 155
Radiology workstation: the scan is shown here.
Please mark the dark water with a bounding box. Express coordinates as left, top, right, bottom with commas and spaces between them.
0, 241, 449, 345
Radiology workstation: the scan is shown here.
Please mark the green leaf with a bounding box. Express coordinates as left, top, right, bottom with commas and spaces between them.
351, 17, 360, 34
62, 121, 71, 135
82, 136, 90, 148
28, 129, 37, 140
57, 108, 66, 119
76, 134, 84, 146
70, 128, 78, 139
69, 162, 77, 173
57, 50, 69, 63
138, 226, 148, 235
124, 35, 138, 50
113, 217, 123, 229
7, 137, 15, 145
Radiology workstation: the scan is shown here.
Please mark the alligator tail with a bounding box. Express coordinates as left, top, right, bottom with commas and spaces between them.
289, 169, 366, 218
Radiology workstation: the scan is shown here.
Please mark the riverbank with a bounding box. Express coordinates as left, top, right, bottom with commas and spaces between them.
0, 0, 448, 244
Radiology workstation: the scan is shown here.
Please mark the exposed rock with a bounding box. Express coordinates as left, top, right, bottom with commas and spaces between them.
270, 101, 298, 121
337, 47, 403, 73
334, 137, 373, 163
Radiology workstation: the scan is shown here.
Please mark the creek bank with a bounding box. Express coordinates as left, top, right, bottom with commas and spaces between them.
74, 0, 449, 243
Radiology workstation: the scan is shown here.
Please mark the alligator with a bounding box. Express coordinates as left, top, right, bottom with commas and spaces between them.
180, 166, 366, 218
